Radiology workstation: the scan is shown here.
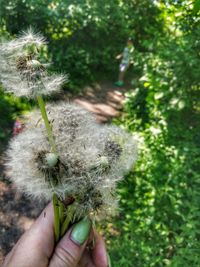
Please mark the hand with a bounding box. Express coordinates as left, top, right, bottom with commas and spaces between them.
3, 203, 108, 267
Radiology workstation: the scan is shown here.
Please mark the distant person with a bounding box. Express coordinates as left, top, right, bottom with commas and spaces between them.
115, 38, 134, 87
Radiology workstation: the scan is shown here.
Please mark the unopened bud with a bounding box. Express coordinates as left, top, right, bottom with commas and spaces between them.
27, 59, 42, 69
100, 156, 109, 168
45, 153, 58, 167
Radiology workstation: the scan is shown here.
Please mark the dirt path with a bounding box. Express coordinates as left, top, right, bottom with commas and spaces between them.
72, 81, 126, 123
0, 81, 128, 263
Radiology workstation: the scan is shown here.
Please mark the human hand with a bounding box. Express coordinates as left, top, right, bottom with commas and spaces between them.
3, 203, 108, 267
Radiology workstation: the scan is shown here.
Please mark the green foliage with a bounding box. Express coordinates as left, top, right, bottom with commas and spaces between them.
0, 0, 163, 88
0, 88, 31, 151
110, 1, 200, 266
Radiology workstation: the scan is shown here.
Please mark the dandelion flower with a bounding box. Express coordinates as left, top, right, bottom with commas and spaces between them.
5, 103, 137, 218
0, 28, 46, 55
0, 29, 67, 98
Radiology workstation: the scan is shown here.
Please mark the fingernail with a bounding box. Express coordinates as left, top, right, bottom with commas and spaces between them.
70, 218, 92, 245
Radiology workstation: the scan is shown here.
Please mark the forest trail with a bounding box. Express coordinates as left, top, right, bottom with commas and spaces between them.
0, 81, 129, 263
70, 81, 127, 123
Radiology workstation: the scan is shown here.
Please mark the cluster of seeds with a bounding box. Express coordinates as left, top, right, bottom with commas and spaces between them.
6, 103, 137, 219
0, 29, 66, 98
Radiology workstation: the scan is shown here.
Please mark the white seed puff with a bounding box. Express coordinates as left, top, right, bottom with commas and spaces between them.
5, 103, 137, 218
0, 29, 46, 54
0, 29, 67, 98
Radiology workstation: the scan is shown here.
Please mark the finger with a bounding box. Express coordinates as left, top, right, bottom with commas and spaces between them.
77, 249, 95, 267
49, 218, 92, 267
78, 230, 108, 267
3, 202, 54, 267
76, 229, 96, 267
92, 230, 107, 267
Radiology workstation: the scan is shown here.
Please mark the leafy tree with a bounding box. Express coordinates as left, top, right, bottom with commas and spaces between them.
111, 1, 200, 266
0, 0, 164, 87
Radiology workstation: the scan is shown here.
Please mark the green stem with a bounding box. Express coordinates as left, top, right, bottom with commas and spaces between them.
107, 253, 112, 267
53, 194, 60, 243
60, 203, 76, 237
37, 96, 75, 242
37, 95, 57, 154
58, 199, 65, 225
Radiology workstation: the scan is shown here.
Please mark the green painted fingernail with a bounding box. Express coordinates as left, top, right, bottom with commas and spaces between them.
70, 218, 91, 245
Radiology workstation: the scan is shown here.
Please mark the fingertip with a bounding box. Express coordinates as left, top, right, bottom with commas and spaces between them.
92, 230, 108, 267
70, 217, 92, 246
49, 218, 92, 267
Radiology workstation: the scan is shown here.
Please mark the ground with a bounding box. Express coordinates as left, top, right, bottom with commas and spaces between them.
0, 81, 127, 264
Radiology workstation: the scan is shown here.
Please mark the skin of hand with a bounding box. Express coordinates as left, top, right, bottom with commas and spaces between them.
2, 203, 108, 267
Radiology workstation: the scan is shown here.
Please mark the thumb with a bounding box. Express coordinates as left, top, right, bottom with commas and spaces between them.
49, 218, 92, 267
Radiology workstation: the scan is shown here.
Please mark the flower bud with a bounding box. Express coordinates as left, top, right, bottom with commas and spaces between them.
27, 59, 42, 70
45, 153, 58, 167
99, 156, 109, 168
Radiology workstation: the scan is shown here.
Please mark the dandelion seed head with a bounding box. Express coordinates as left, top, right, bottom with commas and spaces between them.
0, 30, 67, 98
6, 103, 137, 218
0, 28, 46, 55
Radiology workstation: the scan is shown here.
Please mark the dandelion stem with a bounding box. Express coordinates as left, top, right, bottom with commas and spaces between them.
107, 253, 112, 267
37, 96, 62, 242
37, 95, 57, 154
53, 193, 60, 243
58, 199, 65, 225
61, 203, 76, 237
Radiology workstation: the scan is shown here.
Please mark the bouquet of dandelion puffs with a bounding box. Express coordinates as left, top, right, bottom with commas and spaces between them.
0, 30, 137, 243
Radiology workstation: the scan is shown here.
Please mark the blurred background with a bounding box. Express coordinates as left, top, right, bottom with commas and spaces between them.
0, 0, 200, 266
